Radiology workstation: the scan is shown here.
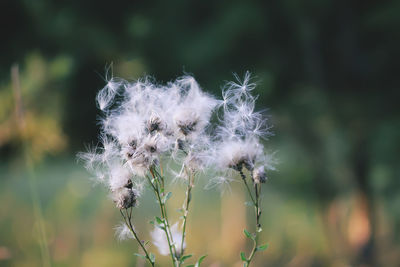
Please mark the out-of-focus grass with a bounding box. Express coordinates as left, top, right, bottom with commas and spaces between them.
1, 158, 399, 267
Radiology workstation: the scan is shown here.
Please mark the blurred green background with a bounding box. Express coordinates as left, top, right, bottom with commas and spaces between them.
1, 0, 399, 266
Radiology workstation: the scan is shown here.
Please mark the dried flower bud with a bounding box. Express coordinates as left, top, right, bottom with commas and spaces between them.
113, 187, 137, 209
177, 120, 198, 136
146, 144, 157, 153
147, 114, 164, 133
125, 178, 133, 189
253, 166, 267, 184
128, 140, 137, 150
175, 139, 185, 150
229, 156, 255, 172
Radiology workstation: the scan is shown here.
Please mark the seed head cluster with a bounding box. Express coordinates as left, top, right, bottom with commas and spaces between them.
79, 72, 274, 248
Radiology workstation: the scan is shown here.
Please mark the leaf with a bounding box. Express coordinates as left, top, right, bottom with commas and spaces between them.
134, 253, 146, 260
195, 254, 207, 267
155, 224, 165, 230
240, 251, 247, 262
162, 191, 172, 204
243, 229, 254, 240
153, 218, 164, 230
180, 254, 192, 263
256, 243, 269, 251
155, 216, 164, 225
149, 253, 156, 263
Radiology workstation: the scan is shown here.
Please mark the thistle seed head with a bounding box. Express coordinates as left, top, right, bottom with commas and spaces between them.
253, 166, 267, 184
113, 187, 137, 209
147, 113, 164, 134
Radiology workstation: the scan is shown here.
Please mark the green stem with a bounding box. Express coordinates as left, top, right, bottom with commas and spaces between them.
148, 167, 179, 266
240, 169, 263, 267
254, 183, 261, 230
239, 169, 256, 205
180, 171, 193, 258
152, 168, 178, 258
120, 209, 154, 267
246, 237, 258, 267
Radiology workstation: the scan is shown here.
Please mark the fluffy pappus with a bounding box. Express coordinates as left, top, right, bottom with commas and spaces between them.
115, 223, 135, 241
151, 223, 185, 257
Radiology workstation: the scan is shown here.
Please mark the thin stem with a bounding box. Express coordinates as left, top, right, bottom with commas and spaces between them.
246, 238, 258, 267
239, 169, 256, 205
240, 169, 263, 267
180, 170, 193, 258
245, 185, 261, 267
120, 209, 154, 267
148, 167, 179, 266
254, 183, 261, 229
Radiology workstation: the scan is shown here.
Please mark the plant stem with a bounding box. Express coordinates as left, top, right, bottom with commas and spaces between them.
240, 169, 263, 267
254, 183, 261, 229
148, 167, 179, 266
180, 171, 193, 258
239, 169, 256, 205
246, 237, 258, 267
120, 209, 154, 267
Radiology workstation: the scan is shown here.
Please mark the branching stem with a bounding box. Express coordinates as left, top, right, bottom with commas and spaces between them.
120, 208, 154, 267
180, 169, 194, 258
148, 166, 179, 267
240, 168, 263, 267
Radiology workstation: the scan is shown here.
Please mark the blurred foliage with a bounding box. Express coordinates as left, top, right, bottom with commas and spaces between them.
1, 0, 400, 266
0, 54, 70, 161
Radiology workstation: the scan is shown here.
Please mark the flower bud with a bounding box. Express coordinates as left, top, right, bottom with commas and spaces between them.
253, 166, 267, 184
113, 187, 137, 209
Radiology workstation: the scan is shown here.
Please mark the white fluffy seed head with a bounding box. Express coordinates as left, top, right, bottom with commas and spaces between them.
115, 223, 135, 241
253, 166, 267, 184
216, 139, 263, 171
80, 72, 274, 206
151, 223, 185, 256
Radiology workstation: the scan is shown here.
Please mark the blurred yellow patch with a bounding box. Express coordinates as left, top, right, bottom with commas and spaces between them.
0, 53, 72, 161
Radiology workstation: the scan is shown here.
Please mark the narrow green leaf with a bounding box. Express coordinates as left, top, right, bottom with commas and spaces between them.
243, 229, 254, 240
149, 253, 156, 263
256, 243, 269, 251
240, 251, 247, 262
195, 254, 207, 267
155, 216, 164, 225
187, 265, 195, 267
134, 253, 146, 260
155, 224, 164, 230
180, 254, 192, 263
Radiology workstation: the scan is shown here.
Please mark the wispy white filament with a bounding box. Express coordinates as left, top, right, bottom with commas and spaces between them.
151, 223, 185, 256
